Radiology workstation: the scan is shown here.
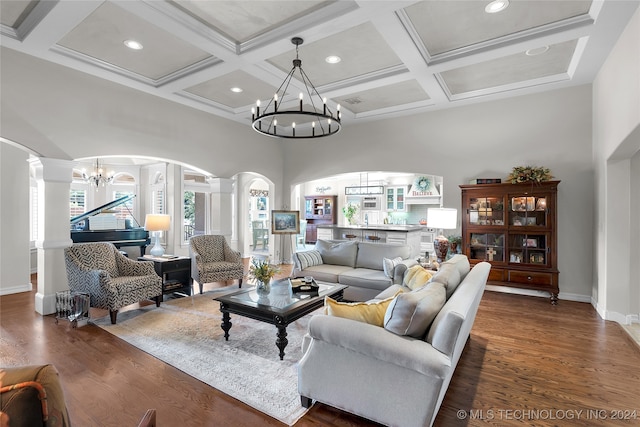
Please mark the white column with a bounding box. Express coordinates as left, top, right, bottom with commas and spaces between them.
0, 144, 31, 295
31, 157, 74, 315
208, 178, 234, 237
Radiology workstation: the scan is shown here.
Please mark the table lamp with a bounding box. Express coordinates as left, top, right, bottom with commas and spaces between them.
427, 208, 457, 263
145, 214, 170, 257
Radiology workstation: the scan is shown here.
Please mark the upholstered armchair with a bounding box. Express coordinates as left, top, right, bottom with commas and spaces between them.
64, 242, 163, 324
189, 235, 244, 294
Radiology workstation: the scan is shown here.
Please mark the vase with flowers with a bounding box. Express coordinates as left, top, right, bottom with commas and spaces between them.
249, 258, 280, 295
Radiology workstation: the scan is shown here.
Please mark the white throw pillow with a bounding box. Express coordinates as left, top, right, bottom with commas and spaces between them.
294, 250, 323, 271
382, 257, 403, 278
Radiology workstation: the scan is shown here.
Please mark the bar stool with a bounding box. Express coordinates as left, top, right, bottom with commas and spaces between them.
344, 233, 358, 241
365, 231, 381, 243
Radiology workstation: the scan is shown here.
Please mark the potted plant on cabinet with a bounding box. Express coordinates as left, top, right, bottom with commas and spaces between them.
447, 235, 462, 255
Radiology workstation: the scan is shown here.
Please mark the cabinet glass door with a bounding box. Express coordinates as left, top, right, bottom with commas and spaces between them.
468, 196, 505, 226
386, 188, 395, 210
509, 233, 549, 266
396, 187, 404, 210
324, 198, 333, 216
508, 196, 547, 227
469, 233, 505, 262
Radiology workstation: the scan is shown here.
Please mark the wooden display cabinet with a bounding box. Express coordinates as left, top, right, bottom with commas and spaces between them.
460, 181, 560, 304
304, 195, 337, 243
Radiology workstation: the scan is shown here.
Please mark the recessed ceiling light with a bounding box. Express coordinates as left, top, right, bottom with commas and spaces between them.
123, 39, 143, 50
485, 0, 509, 13
230, 87, 243, 93
325, 55, 341, 64
526, 46, 550, 56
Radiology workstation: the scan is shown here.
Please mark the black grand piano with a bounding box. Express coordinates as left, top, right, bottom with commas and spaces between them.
70, 195, 150, 256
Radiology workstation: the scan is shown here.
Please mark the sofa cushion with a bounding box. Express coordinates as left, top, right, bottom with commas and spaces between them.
315, 240, 358, 267
338, 268, 392, 292
382, 257, 403, 278
324, 293, 398, 326
293, 250, 323, 271
431, 263, 462, 300
402, 265, 434, 290
355, 242, 410, 270
298, 264, 354, 284
383, 282, 446, 338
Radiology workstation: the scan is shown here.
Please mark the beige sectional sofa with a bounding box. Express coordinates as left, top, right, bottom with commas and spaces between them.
292, 239, 418, 301
298, 255, 491, 427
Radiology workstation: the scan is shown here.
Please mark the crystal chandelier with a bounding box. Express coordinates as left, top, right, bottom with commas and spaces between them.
252, 37, 341, 139
82, 159, 114, 188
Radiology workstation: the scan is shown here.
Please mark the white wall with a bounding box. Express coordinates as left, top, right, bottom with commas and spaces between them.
0, 143, 32, 295
593, 7, 640, 323
284, 85, 595, 300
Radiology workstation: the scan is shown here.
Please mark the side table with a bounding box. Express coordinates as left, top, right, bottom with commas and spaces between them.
139, 255, 193, 297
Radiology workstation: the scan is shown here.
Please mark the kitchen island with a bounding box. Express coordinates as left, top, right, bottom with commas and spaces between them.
316, 224, 424, 257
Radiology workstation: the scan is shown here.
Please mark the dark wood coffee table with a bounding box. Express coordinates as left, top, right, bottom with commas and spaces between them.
213, 279, 347, 360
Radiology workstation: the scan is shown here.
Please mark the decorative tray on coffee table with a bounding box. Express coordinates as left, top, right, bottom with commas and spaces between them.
289, 277, 320, 294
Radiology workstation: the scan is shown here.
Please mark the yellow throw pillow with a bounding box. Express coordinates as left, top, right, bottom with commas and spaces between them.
402, 265, 434, 290
324, 293, 399, 327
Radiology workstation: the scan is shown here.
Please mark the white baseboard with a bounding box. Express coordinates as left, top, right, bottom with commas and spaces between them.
485, 285, 590, 302
0, 283, 33, 296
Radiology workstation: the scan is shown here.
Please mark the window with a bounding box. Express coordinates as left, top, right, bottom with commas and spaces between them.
152, 188, 165, 215
112, 190, 135, 220
70, 189, 86, 219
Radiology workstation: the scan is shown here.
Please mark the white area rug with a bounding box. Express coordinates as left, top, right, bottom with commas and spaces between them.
93, 292, 315, 425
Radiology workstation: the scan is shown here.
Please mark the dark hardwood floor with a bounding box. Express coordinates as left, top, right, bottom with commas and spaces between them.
1, 266, 638, 426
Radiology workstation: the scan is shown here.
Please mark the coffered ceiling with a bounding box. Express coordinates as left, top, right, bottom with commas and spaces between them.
1, 0, 638, 127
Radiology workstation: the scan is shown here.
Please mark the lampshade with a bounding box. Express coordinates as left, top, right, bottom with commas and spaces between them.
427, 208, 457, 229
144, 214, 170, 232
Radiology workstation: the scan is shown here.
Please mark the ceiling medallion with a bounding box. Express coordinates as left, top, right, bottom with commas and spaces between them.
251, 37, 341, 139
82, 158, 114, 189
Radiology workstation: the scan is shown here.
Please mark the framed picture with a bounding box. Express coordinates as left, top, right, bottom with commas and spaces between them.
510, 252, 522, 263
526, 217, 537, 226
523, 238, 537, 248
271, 210, 300, 234
530, 253, 545, 264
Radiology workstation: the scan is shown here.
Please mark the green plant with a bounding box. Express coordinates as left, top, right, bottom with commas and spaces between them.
446, 235, 462, 244
342, 203, 358, 222
506, 166, 553, 184
248, 258, 280, 283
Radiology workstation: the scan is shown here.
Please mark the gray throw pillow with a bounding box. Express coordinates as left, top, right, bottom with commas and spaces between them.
431, 263, 462, 299
315, 240, 358, 267
383, 282, 446, 338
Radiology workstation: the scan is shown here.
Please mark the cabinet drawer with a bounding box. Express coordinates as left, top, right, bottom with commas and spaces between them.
508, 270, 552, 286
488, 268, 505, 282
164, 259, 191, 272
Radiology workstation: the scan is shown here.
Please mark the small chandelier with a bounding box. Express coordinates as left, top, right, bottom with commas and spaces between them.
82, 159, 114, 188
252, 37, 341, 139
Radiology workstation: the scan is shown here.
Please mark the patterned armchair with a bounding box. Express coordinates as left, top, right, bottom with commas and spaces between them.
64, 242, 163, 324
189, 235, 244, 294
